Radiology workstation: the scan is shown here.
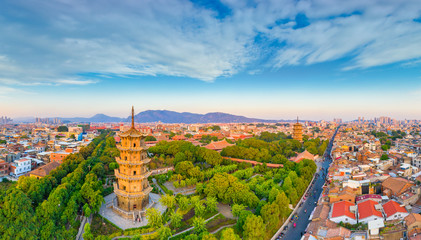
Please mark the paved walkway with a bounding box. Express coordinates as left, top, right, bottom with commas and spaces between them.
99, 193, 166, 230
217, 203, 234, 219
210, 224, 235, 234
152, 178, 166, 195
169, 213, 219, 239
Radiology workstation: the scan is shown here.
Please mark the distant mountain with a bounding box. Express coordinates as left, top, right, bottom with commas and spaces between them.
132, 110, 277, 123
62, 114, 125, 123
20, 110, 307, 123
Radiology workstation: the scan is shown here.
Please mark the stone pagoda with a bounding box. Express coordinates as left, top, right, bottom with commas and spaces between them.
292, 117, 303, 142
113, 107, 152, 219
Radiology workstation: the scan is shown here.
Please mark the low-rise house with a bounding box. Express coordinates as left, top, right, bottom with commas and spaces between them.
329, 201, 357, 224
382, 177, 414, 197
329, 187, 358, 203
357, 200, 383, 224
50, 150, 71, 163
405, 213, 421, 238
355, 194, 382, 204
368, 219, 384, 237
0, 160, 10, 178
382, 200, 409, 221
28, 161, 60, 179
10, 158, 32, 177
396, 186, 421, 205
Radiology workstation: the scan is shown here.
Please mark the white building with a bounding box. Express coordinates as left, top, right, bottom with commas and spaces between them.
329, 201, 358, 225
11, 158, 32, 177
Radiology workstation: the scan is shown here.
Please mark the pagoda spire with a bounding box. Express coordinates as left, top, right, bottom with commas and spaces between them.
131, 106, 135, 129
297, 116, 299, 123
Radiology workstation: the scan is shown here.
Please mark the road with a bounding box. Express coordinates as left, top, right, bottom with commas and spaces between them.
277, 126, 340, 240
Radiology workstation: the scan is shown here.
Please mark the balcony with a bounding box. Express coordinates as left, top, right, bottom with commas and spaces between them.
114, 169, 151, 181
113, 183, 153, 198
117, 145, 145, 152
116, 157, 151, 166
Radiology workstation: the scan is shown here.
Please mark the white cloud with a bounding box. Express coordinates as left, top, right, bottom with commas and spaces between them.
0, 0, 420, 85
55, 79, 99, 85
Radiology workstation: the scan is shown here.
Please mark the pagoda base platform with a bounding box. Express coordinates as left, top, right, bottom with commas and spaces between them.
99, 193, 166, 230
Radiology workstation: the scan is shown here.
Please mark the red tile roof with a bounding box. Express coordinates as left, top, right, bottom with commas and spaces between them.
358, 200, 383, 219
291, 150, 316, 163
383, 200, 407, 218
204, 139, 234, 151
331, 201, 356, 219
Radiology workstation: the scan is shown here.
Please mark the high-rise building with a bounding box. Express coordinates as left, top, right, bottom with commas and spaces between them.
292, 117, 303, 142
0, 116, 12, 124
113, 107, 152, 219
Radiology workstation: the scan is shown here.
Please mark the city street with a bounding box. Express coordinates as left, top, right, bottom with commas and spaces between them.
276, 126, 340, 240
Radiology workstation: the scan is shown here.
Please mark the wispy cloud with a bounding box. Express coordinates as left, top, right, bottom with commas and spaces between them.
55, 79, 99, 85
0, 0, 420, 85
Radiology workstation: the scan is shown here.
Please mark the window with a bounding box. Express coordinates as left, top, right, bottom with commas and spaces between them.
134, 171, 136, 175
133, 143, 136, 147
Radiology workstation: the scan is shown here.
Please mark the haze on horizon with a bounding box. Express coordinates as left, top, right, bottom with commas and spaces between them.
1, 0, 421, 121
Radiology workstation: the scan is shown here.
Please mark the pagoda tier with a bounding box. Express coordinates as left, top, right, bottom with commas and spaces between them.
113, 107, 152, 215
115, 157, 151, 166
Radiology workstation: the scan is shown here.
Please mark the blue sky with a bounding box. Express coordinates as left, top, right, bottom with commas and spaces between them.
1, 0, 421, 121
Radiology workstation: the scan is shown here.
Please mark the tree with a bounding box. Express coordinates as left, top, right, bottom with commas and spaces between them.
194, 202, 205, 217
177, 196, 190, 211
0, 188, 37, 239
243, 215, 265, 240
109, 162, 119, 171
57, 126, 68, 132
170, 211, 183, 229
192, 217, 206, 234
282, 176, 292, 192
185, 234, 198, 240
380, 154, 389, 160
220, 228, 241, 240
268, 187, 280, 203
146, 208, 163, 228
206, 197, 218, 213
202, 233, 218, 240
231, 204, 245, 218
70, 134, 76, 140
175, 161, 194, 176
83, 203, 92, 216
287, 187, 299, 205
145, 136, 157, 141
261, 203, 281, 231
160, 195, 176, 210
157, 226, 172, 240
83, 223, 94, 240
274, 191, 290, 218
196, 182, 204, 194
236, 210, 252, 231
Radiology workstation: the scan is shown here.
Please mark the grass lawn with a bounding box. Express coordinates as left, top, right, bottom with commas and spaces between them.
91, 213, 121, 237
205, 214, 236, 233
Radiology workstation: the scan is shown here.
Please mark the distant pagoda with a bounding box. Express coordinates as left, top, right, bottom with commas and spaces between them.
113, 107, 152, 218
292, 117, 303, 142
